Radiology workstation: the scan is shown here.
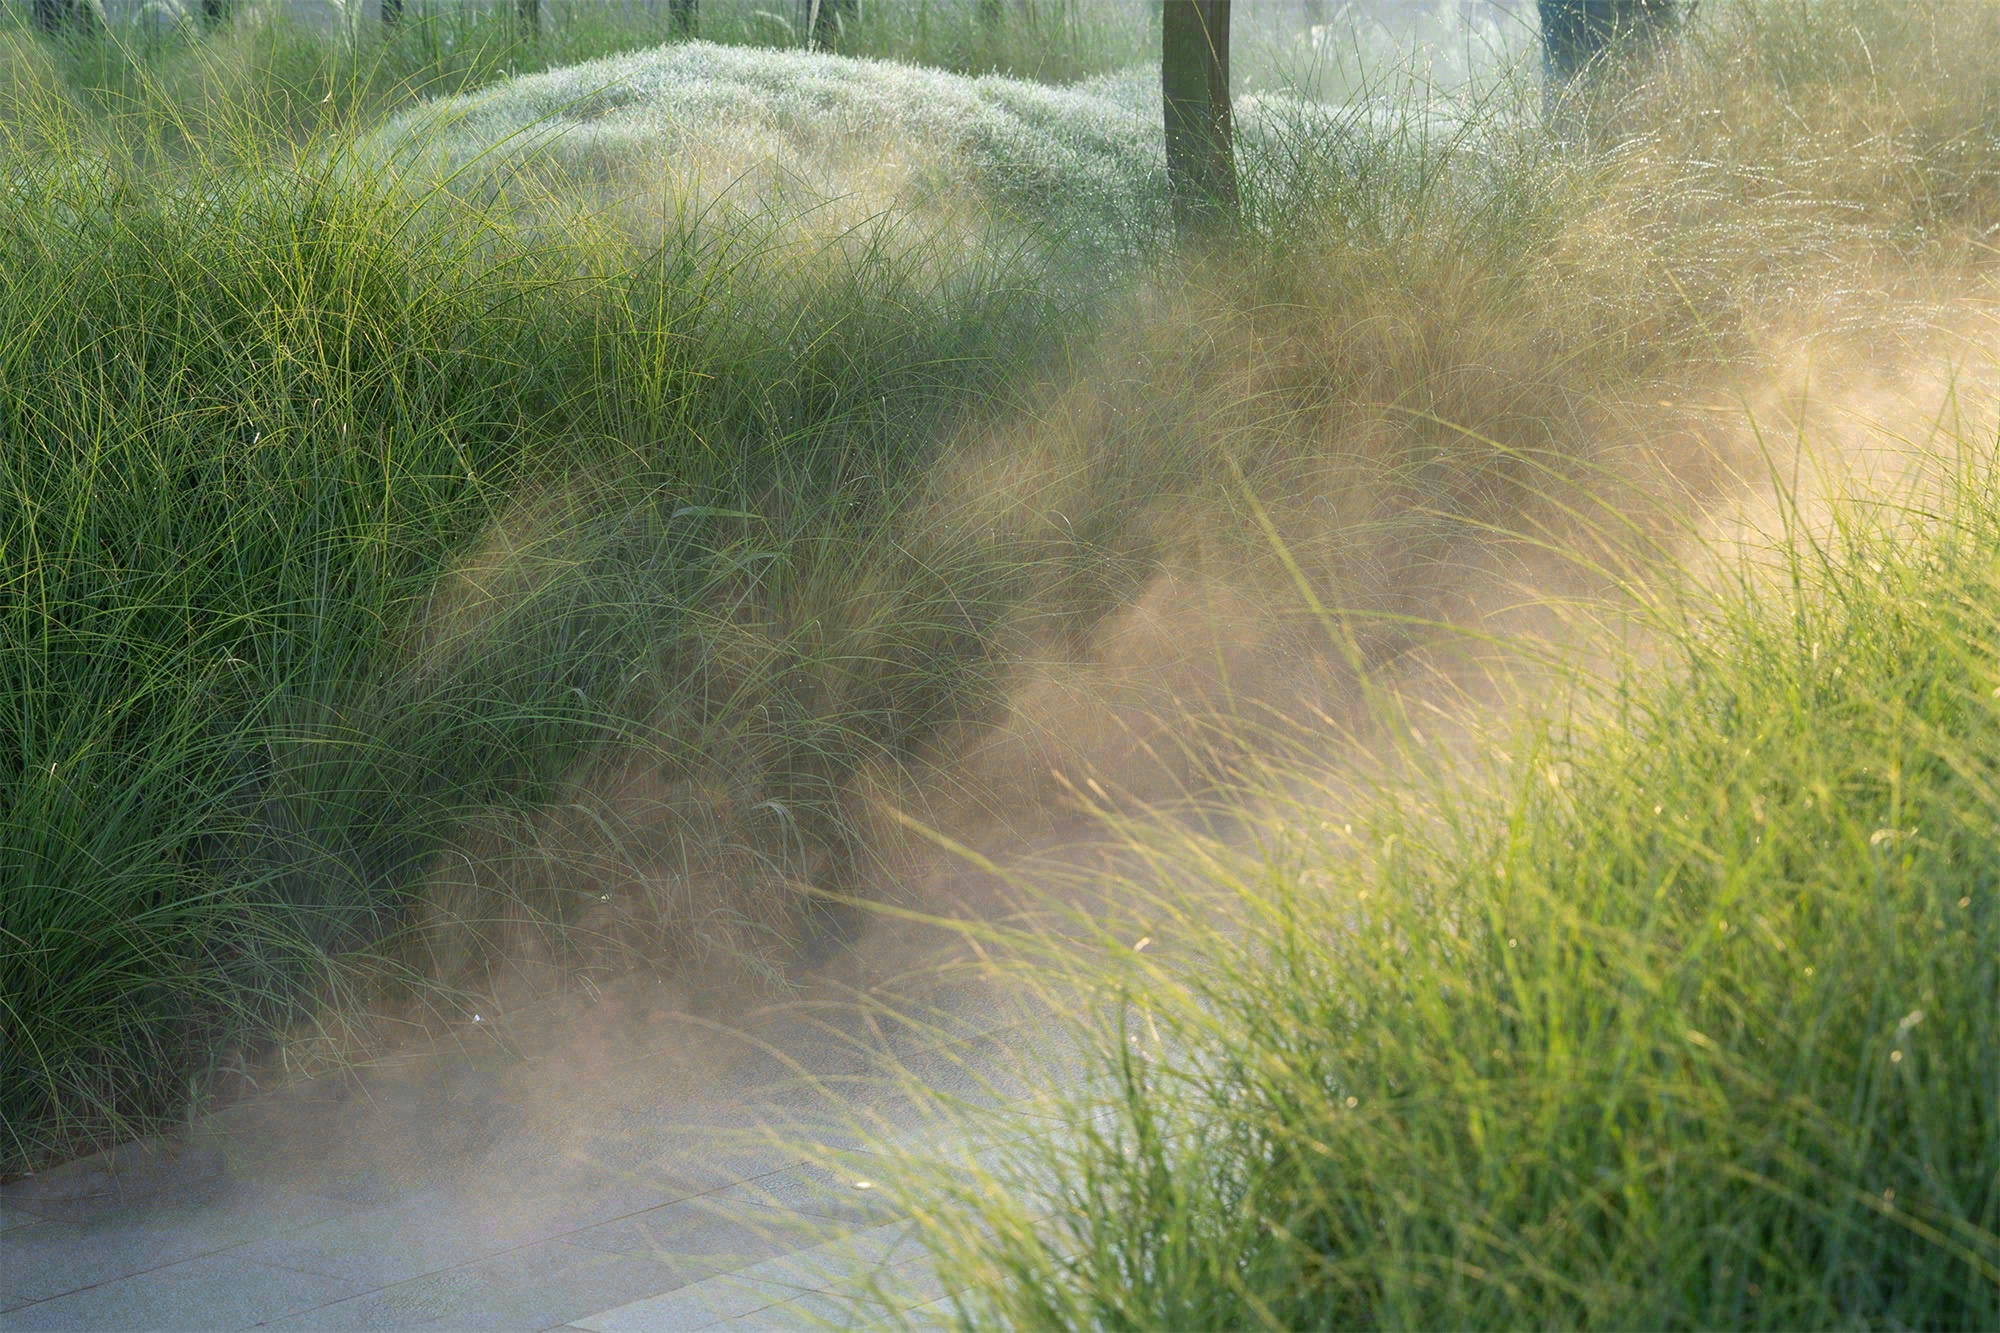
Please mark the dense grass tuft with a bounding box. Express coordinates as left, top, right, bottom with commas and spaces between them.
902, 431, 2000, 1329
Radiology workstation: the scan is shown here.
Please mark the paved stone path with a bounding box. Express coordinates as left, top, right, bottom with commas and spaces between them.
0, 947, 1057, 1331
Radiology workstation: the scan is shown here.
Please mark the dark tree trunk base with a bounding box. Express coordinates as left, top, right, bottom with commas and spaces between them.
32, 0, 97, 36
1538, 0, 1682, 81
1162, 0, 1239, 238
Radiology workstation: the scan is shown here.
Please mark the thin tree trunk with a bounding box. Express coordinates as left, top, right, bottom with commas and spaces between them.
1161, 0, 1238, 237
1538, 0, 1679, 82
31, 0, 95, 35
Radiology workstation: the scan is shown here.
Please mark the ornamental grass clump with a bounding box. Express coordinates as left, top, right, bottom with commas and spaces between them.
897, 425, 2000, 1329
0, 44, 1135, 1172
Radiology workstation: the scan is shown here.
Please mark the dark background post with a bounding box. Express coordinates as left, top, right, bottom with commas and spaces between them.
1538, 0, 1682, 82
1162, 0, 1239, 237
31, 0, 95, 35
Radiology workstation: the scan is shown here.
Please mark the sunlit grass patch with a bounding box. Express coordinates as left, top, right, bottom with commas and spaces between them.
887, 404, 2000, 1332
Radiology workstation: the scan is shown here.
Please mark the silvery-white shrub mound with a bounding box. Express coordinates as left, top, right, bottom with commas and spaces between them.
356, 41, 1521, 263
366, 42, 1171, 258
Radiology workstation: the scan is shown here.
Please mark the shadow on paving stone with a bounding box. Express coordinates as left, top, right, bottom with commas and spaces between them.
0, 1137, 227, 1225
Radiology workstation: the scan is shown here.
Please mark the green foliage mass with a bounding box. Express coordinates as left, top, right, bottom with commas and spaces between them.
4, 19, 1998, 1333
0, 43, 1153, 1172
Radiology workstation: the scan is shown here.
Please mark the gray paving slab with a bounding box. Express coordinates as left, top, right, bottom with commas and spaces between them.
0, 1250, 367, 1332
259, 1239, 695, 1331
268, 1147, 699, 1277
706, 1030, 876, 1097
704, 1109, 873, 1157
732, 1227, 957, 1321
897, 1296, 961, 1330
816, 1040, 1051, 1148
734, 1220, 925, 1287
567, 1268, 803, 1333
875, 1254, 953, 1312
277, 1170, 431, 1210
837, 1221, 925, 1267
886, 1038, 1041, 1108
0, 1141, 230, 1227
228, 1196, 486, 1292
214, 1066, 533, 1208
6, 932, 1054, 1330
722, 1244, 876, 1298
610, 1086, 875, 1160
233, 1170, 668, 1293
739, 1007, 940, 1070
562, 1195, 832, 1275
455, 1155, 703, 1237
712, 1162, 904, 1229
716, 1286, 890, 1331
0, 1181, 361, 1306
574, 1134, 805, 1201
